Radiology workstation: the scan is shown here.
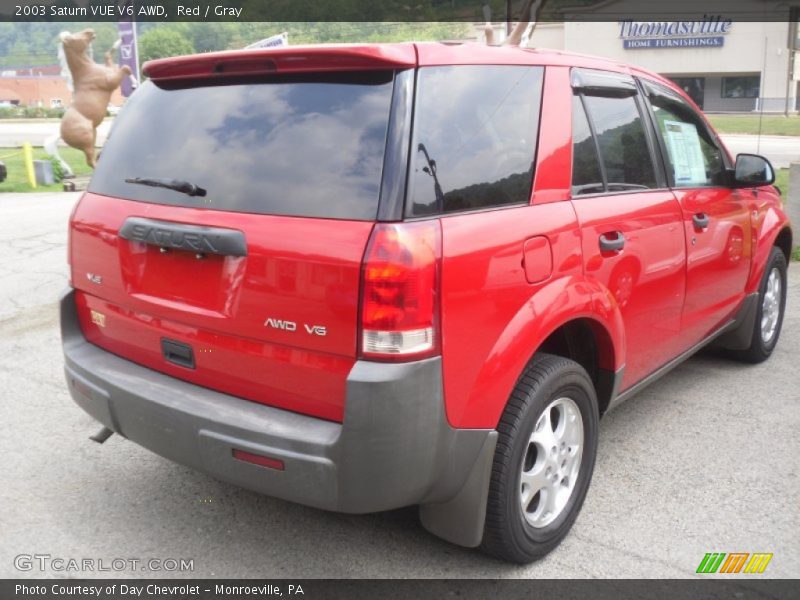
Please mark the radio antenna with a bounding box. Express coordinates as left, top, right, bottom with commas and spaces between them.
757, 35, 767, 154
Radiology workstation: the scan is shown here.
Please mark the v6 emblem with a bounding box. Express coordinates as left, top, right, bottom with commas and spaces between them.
304, 324, 327, 336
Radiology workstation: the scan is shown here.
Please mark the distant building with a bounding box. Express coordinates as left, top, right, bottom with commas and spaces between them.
0, 65, 125, 108
480, 0, 799, 113
0, 64, 62, 77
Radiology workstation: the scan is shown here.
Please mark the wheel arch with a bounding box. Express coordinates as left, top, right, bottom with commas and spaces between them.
747, 204, 792, 294
536, 316, 620, 418
774, 225, 792, 262
451, 276, 626, 429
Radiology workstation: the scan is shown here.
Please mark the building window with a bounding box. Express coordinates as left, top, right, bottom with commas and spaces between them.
50, 99, 63, 108
721, 76, 760, 99
670, 77, 705, 109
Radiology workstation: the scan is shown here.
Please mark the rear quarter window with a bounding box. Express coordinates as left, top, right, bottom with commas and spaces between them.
89, 72, 395, 220
406, 65, 544, 217
580, 93, 657, 192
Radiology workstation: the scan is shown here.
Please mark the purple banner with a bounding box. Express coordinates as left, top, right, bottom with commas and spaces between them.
117, 20, 139, 97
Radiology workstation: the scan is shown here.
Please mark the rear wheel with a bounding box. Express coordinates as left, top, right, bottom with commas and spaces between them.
481, 353, 599, 563
735, 247, 787, 363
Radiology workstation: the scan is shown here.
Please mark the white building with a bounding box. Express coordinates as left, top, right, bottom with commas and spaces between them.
483, 0, 799, 113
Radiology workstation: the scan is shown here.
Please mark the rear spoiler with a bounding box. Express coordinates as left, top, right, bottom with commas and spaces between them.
143, 44, 418, 82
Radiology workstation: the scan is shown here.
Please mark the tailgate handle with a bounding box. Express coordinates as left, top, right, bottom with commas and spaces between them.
119, 217, 247, 257
161, 338, 195, 369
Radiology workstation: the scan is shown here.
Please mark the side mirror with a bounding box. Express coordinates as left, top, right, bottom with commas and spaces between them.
733, 153, 775, 187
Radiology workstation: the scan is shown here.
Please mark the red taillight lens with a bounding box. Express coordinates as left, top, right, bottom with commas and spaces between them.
359, 221, 441, 360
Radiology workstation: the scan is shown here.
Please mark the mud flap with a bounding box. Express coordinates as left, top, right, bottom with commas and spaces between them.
714, 292, 759, 351
418, 432, 498, 548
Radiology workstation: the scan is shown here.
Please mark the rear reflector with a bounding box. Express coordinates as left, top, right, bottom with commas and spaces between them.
359, 221, 441, 361
232, 449, 285, 471
70, 376, 94, 400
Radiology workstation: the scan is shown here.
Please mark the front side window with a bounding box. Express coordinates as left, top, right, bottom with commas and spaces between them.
649, 87, 726, 187
406, 65, 544, 216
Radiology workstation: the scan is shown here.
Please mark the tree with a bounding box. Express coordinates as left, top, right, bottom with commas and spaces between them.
138, 27, 195, 64
90, 23, 121, 58
176, 22, 235, 53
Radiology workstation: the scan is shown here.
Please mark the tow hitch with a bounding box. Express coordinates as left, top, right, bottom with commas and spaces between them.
89, 426, 114, 444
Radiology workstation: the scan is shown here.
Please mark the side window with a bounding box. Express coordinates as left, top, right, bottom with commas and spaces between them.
581, 94, 657, 191
570, 69, 658, 197
571, 96, 604, 195
406, 65, 544, 216
648, 88, 726, 187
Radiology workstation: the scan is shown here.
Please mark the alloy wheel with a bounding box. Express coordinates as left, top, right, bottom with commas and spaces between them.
519, 397, 584, 528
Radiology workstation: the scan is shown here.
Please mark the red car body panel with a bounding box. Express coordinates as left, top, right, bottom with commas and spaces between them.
674, 187, 753, 342
440, 202, 585, 428
531, 66, 573, 206
69, 43, 792, 431
746, 192, 790, 293
572, 190, 687, 387
70, 193, 374, 422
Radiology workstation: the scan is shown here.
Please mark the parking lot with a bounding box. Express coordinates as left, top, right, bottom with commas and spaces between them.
0, 192, 797, 578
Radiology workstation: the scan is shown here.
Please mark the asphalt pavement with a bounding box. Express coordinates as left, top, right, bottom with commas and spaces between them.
721, 134, 800, 169
0, 119, 113, 148
0, 192, 797, 578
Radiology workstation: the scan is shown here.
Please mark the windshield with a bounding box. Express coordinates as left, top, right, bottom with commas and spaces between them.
89, 72, 395, 220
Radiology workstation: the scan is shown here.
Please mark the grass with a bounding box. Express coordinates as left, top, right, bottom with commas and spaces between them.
0, 146, 92, 193
775, 168, 789, 201
706, 114, 800, 136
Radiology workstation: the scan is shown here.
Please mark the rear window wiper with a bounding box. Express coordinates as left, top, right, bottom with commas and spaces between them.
124, 177, 207, 197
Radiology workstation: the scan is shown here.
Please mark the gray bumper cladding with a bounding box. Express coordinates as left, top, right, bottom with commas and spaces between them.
60, 289, 496, 547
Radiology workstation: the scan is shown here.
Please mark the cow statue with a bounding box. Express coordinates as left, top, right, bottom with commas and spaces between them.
59, 29, 131, 168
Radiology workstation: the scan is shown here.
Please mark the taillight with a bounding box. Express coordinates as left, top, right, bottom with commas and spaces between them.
359, 221, 441, 361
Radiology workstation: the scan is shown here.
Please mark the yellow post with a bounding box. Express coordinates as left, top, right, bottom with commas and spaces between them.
22, 142, 36, 189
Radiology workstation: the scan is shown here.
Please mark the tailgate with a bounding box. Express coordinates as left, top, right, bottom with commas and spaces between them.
71, 194, 373, 422
68, 67, 399, 422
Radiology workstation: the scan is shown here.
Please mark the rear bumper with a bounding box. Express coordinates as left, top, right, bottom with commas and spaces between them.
61, 289, 494, 525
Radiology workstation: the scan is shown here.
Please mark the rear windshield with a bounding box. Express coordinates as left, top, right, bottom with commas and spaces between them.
89, 72, 395, 220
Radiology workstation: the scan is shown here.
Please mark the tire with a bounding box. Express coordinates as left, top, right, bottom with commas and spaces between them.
734, 247, 788, 364
481, 353, 599, 563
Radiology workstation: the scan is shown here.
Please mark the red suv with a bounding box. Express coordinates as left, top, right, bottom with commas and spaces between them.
62, 43, 792, 563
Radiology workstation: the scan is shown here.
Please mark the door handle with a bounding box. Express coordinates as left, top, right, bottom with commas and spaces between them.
692, 213, 710, 229
599, 232, 625, 253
